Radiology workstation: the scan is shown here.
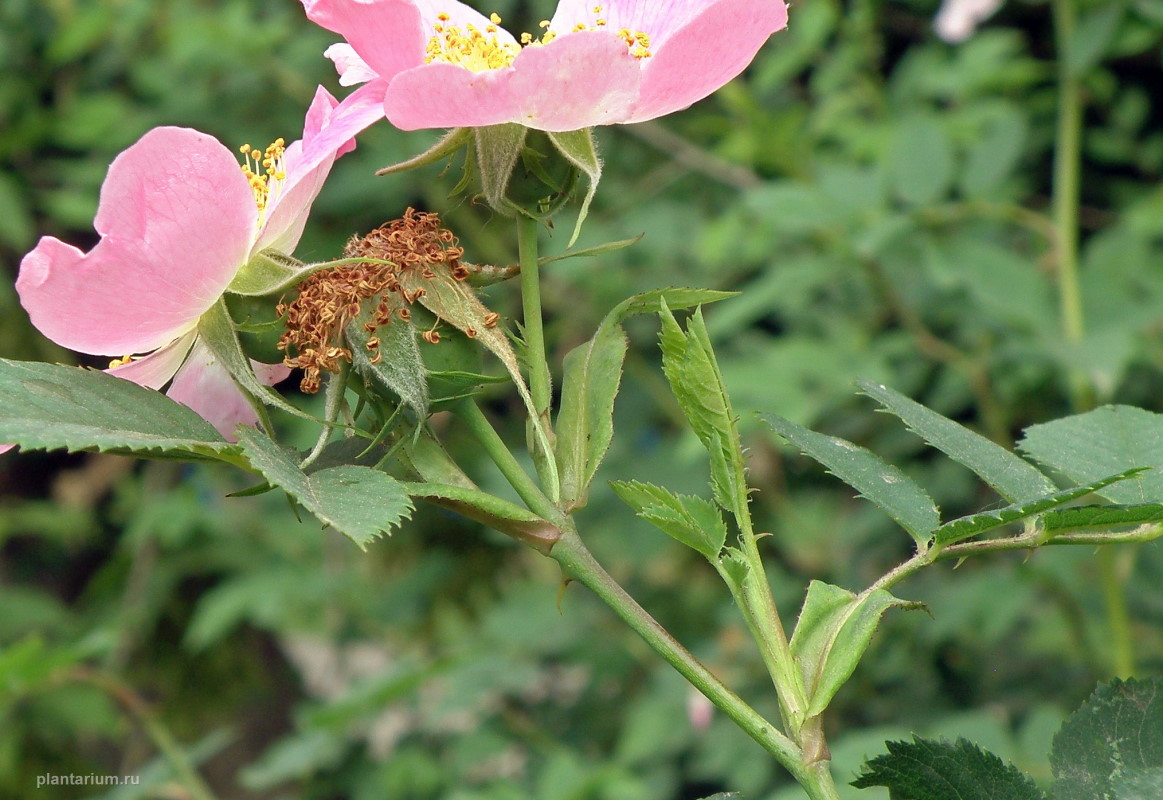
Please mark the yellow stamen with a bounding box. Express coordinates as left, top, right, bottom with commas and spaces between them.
108, 355, 134, 369
424, 8, 655, 71
238, 136, 287, 214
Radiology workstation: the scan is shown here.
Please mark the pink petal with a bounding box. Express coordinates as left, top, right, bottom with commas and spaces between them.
324, 43, 379, 86
627, 0, 788, 123
0, 444, 14, 455
257, 86, 369, 254
105, 331, 197, 389
164, 338, 288, 440
17, 128, 257, 356
301, 0, 428, 81
385, 31, 641, 131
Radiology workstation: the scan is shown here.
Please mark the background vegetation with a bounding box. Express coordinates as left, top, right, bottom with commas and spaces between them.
2, 0, 1163, 797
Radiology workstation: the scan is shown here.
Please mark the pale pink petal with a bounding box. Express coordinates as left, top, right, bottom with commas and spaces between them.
301, 0, 428, 80
385, 31, 641, 131
324, 43, 379, 86
164, 338, 287, 440
17, 128, 257, 356
627, 0, 788, 123
0, 444, 14, 455
257, 86, 368, 254
104, 331, 197, 389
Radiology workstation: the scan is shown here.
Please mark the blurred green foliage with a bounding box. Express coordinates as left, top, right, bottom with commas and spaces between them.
3, 0, 1163, 798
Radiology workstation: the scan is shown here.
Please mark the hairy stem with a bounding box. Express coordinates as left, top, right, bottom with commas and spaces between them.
518, 216, 552, 432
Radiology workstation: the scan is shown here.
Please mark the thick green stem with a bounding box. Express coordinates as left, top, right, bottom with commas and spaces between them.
1051, 0, 1135, 677
518, 216, 552, 428
549, 525, 841, 795
1052, 0, 1085, 367
454, 399, 559, 522
1099, 547, 1136, 677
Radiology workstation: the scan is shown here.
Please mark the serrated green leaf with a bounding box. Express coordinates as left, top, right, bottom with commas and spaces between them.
556, 288, 733, 509
0, 358, 238, 462
853, 736, 1048, 799
236, 428, 412, 549
546, 128, 601, 247
1113, 767, 1163, 799
659, 304, 749, 522
345, 302, 428, 420
1040, 503, 1163, 534
933, 468, 1146, 546
1051, 678, 1163, 800
1019, 405, 1163, 503
610, 480, 727, 559
790, 581, 917, 717
718, 547, 750, 593
760, 413, 939, 547
400, 482, 559, 553
857, 379, 1055, 503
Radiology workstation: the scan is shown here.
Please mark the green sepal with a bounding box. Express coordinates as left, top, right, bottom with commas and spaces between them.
473, 123, 527, 215
398, 428, 478, 488
399, 268, 559, 501
225, 292, 285, 364
344, 300, 428, 421
228, 249, 336, 297
197, 299, 313, 423
790, 581, 921, 717
400, 482, 561, 554
376, 127, 472, 176
236, 427, 412, 550
546, 128, 602, 246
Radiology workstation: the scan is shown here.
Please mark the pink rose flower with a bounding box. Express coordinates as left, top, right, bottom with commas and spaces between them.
14, 88, 359, 441
300, 0, 789, 132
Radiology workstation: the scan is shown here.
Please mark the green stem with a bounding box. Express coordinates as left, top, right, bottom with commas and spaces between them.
866, 523, 1163, 597
72, 668, 217, 800
1099, 547, 1136, 677
1051, 0, 1135, 677
549, 525, 841, 795
1052, 0, 1086, 370
518, 216, 552, 428
454, 398, 559, 522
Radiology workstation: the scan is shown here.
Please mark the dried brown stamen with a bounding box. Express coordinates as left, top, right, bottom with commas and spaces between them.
278, 207, 470, 392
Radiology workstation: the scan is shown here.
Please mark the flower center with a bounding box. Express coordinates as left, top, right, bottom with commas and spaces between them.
425, 12, 520, 71
239, 138, 287, 214
423, 7, 652, 72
